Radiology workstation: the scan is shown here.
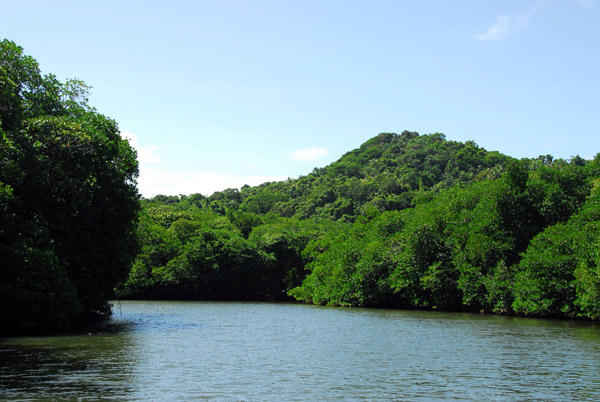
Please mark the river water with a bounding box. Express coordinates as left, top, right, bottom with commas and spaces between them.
1, 301, 600, 401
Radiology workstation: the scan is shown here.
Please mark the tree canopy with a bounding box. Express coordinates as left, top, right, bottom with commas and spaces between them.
0, 40, 140, 334
118, 127, 600, 320
3, 40, 598, 328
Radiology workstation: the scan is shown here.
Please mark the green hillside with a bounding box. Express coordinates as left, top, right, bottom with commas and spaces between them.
118, 132, 600, 320
163, 131, 510, 221
4, 40, 599, 336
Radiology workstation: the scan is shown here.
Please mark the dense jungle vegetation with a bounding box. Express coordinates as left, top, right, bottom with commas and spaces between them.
3, 41, 600, 336
0, 40, 139, 334
118, 131, 600, 320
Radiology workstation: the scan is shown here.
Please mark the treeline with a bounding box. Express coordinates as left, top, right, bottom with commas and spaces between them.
0, 40, 139, 334
117, 131, 508, 299
292, 159, 600, 320
117, 131, 600, 320
116, 205, 332, 300
153, 131, 510, 221
3, 40, 598, 332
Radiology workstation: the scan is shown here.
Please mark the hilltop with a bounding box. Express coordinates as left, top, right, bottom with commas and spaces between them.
154, 131, 511, 221
118, 132, 600, 320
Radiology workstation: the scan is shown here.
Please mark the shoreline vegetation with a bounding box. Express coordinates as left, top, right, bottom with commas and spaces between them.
0, 40, 139, 335
2, 40, 599, 335
117, 133, 600, 322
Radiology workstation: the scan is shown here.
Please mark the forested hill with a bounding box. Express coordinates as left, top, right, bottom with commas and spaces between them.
4, 38, 598, 337
153, 131, 511, 221
118, 131, 600, 321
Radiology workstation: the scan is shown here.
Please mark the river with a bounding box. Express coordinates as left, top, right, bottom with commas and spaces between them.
1, 301, 600, 401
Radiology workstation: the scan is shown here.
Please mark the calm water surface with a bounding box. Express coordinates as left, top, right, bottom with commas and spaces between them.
1, 301, 600, 401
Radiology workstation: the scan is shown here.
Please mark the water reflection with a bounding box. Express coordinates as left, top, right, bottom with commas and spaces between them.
0, 320, 138, 401
1, 301, 599, 401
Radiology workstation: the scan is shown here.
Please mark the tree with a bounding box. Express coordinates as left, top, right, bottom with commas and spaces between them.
513, 178, 600, 318
0, 40, 139, 334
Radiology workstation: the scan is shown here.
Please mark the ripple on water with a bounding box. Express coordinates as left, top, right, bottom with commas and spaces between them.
1, 301, 600, 401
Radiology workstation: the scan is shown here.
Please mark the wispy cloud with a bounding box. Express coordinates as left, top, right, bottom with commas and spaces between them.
120, 130, 163, 164
120, 130, 287, 196
476, 13, 530, 41
290, 147, 329, 161
137, 167, 287, 197
577, 0, 596, 7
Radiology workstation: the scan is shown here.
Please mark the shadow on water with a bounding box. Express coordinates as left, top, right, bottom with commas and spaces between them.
0, 319, 139, 401
2, 301, 600, 401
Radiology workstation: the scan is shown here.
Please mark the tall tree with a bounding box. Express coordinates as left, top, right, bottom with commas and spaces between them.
0, 39, 140, 334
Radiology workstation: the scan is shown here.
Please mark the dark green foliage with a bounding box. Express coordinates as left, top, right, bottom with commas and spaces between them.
248, 218, 325, 298
512, 222, 579, 317
289, 155, 600, 319
123, 125, 600, 320
288, 211, 404, 307
4, 41, 598, 328
0, 40, 139, 334
513, 177, 600, 318
190, 131, 511, 222
117, 202, 328, 301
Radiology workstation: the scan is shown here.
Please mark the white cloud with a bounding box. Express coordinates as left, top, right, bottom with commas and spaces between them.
137, 166, 287, 197
120, 130, 163, 164
290, 147, 329, 161
120, 129, 288, 197
476, 14, 530, 42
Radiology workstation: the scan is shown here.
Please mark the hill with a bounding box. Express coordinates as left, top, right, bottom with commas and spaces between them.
117, 132, 600, 320
158, 131, 511, 221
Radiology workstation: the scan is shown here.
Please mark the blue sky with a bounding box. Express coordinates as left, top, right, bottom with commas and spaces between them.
1, 0, 599, 196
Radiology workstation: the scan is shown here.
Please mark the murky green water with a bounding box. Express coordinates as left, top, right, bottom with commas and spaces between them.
1, 301, 600, 401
